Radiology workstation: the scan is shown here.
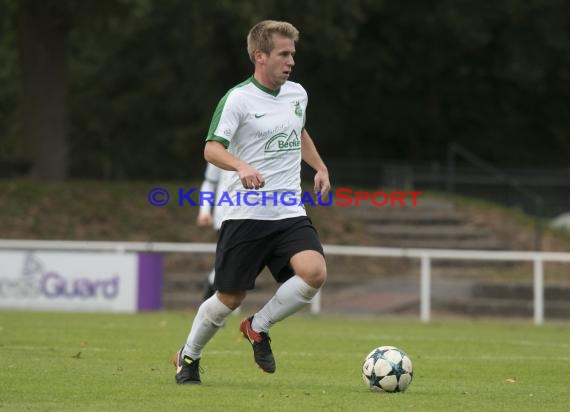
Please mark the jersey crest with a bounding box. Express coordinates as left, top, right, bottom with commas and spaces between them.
292, 100, 303, 118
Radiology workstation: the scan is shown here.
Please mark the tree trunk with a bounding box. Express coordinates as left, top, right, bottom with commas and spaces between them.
19, 0, 69, 181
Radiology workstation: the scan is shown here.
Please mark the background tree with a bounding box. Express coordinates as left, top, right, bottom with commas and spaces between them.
1, 0, 569, 180
0, 0, 23, 176
18, 0, 69, 181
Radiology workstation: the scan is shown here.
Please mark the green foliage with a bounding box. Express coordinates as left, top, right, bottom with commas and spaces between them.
318, 0, 570, 164
0, 0, 22, 162
2, 312, 570, 411
2, 0, 570, 179
68, 0, 253, 179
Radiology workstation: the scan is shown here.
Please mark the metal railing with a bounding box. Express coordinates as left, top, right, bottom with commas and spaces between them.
1, 239, 570, 324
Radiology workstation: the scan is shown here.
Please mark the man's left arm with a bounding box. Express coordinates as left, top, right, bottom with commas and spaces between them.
301, 129, 330, 197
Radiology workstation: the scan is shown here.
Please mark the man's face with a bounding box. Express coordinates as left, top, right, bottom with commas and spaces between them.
261, 34, 296, 88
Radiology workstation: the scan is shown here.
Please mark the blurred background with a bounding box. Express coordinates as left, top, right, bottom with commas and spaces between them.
1, 0, 569, 185
1, 0, 569, 319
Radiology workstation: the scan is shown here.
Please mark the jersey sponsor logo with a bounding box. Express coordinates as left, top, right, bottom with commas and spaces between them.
264, 129, 301, 153
254, 113, 267, 118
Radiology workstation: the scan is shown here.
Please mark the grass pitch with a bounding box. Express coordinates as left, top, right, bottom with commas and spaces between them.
1, 311, 569, 412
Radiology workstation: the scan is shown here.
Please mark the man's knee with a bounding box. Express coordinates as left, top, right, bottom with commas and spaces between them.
290, 250, 327, 289
216, 291, 246, 310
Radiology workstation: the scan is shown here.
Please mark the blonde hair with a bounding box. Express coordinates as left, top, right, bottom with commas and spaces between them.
247, 20, 299, 63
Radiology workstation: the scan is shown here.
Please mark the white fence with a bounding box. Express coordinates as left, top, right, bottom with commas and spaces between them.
1, 239, 570, 324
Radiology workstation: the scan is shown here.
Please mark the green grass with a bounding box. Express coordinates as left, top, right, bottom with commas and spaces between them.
2, 311, 570, 411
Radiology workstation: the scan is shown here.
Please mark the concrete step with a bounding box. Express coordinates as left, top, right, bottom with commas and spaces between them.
162, 270, 279, 310
343, 207, 466, 222
163, 288, 278, 311
321, 277, 420, 315
360, 214, 465, 225
368, 224, 493, 239
340, 196, 509, 252
436, 297, 570, 319
342, 207, 464, 224
342, 196, 456, 209
471, 283, 570, 300
431, 261, 518, 274
372, 237, 507, 250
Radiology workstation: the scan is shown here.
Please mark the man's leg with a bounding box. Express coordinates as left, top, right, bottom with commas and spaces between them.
175, 291, 244, 384
242, 250, 326, 372
252, 250, 326, 332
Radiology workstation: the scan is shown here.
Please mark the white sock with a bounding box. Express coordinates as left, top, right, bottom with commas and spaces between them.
183, 294, 232, 359
252, 275, 319, 333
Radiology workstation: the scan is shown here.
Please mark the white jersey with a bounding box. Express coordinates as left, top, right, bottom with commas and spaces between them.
199, 163, 232, 230
206, 76, 308, 221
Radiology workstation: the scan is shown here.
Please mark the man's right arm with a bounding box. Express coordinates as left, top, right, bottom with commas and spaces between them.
204, 141, 265, 190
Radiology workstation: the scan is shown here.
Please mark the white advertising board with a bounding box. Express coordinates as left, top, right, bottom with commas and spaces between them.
0, 251, 162, 312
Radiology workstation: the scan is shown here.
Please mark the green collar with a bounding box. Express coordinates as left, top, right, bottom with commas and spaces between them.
250, 76, 280, 97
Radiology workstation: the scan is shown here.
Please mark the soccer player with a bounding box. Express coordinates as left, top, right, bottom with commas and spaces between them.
196, 162, 227, 302
174, 20, 330, 384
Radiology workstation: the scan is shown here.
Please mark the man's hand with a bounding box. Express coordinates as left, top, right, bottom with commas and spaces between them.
236, 162, 265, 190
314, 168, 330, 199
196, 213, 214, 227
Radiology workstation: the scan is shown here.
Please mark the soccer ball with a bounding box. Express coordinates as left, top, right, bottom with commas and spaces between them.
362, 346, 413, 392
